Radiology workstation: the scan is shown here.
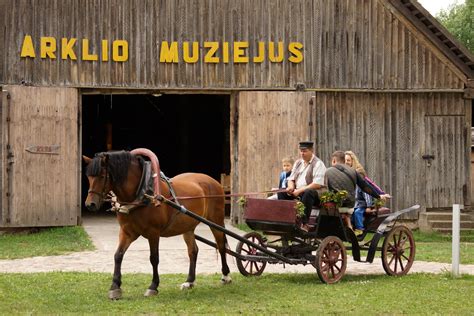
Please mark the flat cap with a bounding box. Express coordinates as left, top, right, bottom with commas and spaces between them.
299, 141, 314, 149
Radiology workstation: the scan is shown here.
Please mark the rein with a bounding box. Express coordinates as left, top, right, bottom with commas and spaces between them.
170, 188, 288, 200
104, 188, 288, 207
94, 149, 287, 210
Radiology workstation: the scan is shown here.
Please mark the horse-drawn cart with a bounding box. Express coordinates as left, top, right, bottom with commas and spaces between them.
84, 149, 419, 299
235, 198, 419, 283
162, 196, 419, 284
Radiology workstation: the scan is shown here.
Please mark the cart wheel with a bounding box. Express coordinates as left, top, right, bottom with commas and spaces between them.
382, 225, 416, 276
315, 236, 347, 284
236, 232, 267, 276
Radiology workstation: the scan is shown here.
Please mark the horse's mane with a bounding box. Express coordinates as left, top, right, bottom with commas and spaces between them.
86, 151, 136, 186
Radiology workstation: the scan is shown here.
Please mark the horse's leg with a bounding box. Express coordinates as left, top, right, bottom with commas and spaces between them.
144, 236, 160, 297
180, 231, 199, 290
109, 228, 138, 300
210, 228, 232, 284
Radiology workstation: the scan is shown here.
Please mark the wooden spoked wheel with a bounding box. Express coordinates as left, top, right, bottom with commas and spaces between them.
315, 236, 347, 284
236, 232, 267, 276
382, 226, 416, 276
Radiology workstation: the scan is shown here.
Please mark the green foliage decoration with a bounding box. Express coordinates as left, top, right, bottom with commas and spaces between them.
294, 201, 306, 218
373, 198, 385, 208
237, 196, 247, 208
319, 190, 349, 207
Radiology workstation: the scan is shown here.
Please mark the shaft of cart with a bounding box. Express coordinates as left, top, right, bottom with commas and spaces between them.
157, 195, 294, 264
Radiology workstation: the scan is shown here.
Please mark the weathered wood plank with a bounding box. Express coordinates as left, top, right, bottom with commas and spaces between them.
315, 92, 469, 218
236, 91, 313, 201
1, 86, 79, 227
0, 0, 468, 89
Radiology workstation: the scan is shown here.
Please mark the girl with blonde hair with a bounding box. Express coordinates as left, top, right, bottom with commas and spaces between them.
344, 151, 390, 236
344, 151, 367, 177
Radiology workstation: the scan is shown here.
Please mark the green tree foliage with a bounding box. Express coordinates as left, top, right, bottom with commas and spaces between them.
436, 0, 474, 53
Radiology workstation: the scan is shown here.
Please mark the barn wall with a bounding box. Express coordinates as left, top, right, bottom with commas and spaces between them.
0, 0, 466, 90
315, 92, 470, 218
235, 91, 313, 221
0, 1, 5, 84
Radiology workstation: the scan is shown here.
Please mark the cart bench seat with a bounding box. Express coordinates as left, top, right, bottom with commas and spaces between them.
244, 198, 299, 233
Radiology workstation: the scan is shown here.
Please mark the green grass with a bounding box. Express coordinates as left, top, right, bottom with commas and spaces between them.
234, 223, 253, 233
413, 229, 474, 243
0, 272, 472, 314
412, 230, 474, 264
0, 226, 95, 259
416, 242, 474, 264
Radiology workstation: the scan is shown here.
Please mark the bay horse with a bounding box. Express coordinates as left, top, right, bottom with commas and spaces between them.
83, 150, 231, 299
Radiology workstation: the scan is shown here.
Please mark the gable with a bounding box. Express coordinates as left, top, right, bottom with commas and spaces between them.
389, 0, 473, 79
309, 0, 467, 89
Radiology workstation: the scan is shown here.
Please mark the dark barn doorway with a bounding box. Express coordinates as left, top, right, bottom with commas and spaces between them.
81, 93, 231, 212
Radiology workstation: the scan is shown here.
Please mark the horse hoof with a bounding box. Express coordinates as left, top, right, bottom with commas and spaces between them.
221, 275, 232, 285
108, 288, 122, 300
180, 282, 194, 290
144, 289, 158, 297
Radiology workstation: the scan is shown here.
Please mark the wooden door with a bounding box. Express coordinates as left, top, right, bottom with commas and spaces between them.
235, 92, 313, 210
424, 115, 467, 208
1, 86, 79, 227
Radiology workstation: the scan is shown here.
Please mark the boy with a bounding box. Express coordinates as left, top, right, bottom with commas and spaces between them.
279, 157, 294, 189
268, 157, 294, 199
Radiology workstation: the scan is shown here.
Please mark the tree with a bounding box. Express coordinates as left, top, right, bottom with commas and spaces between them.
436, 0, 474, 54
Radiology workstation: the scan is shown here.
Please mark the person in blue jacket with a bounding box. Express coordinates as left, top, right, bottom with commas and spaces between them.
268, 157, 294, 200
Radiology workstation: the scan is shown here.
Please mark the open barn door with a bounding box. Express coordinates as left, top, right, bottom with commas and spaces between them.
1, 86, 79, 227
233, 91, 313, 222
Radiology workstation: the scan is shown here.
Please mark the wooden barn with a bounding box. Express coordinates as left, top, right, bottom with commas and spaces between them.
0, 0, 473, 228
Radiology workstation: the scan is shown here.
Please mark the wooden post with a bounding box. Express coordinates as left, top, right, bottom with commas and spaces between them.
452, 204, 463, 277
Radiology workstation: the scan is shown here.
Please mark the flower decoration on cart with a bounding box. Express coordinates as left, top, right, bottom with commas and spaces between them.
320, 190, 349, 210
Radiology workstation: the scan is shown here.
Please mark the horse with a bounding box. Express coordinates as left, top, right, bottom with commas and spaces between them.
83, 150, 231, 299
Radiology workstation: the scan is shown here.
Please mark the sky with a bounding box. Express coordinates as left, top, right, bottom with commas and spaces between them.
417, 0, 465, 15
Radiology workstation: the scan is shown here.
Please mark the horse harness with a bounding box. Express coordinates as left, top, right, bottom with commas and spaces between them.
88, 163, 110, 205
108, 160, 181, 214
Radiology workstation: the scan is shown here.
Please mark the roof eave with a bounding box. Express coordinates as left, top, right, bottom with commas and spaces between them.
389, 0, 474, 79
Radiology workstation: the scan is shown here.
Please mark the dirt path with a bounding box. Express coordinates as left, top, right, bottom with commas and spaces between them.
1, 214, 473, 275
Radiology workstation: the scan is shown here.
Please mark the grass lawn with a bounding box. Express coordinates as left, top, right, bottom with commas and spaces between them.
408, 230, 474, 264
415, 242, 474, 264
0, 272, 472, 314
0, 226, 95, 259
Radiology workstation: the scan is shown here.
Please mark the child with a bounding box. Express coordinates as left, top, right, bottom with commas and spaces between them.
268, 157, 294, 199
279, 157, 294, 189
345, 151, 391, 235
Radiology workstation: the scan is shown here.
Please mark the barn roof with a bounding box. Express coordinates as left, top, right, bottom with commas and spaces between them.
390, 0, 474, 79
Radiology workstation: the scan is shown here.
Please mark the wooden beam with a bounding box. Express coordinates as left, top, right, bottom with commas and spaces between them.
465, 79, 474, 99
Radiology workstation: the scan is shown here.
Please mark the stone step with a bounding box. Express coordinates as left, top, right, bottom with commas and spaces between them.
430, 220, 474, 229
426, 212, 472, 221
433, 227, 474, 234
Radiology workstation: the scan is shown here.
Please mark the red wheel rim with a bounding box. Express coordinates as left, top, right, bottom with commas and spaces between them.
315, 236, 347, 284
382, 226, 415, 276
236, 232, 267, 276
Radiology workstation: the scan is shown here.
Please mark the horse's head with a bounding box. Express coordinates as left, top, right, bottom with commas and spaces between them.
83, 153, 112, 211
83, 151, 132, 211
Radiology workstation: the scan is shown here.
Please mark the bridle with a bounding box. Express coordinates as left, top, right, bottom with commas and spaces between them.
87, 157, 110, 205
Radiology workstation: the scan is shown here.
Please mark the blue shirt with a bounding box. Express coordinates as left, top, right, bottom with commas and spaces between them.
278, 171, 292, 189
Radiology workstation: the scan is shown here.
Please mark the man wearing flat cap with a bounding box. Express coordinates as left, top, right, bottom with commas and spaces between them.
278, 141, 326, 231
